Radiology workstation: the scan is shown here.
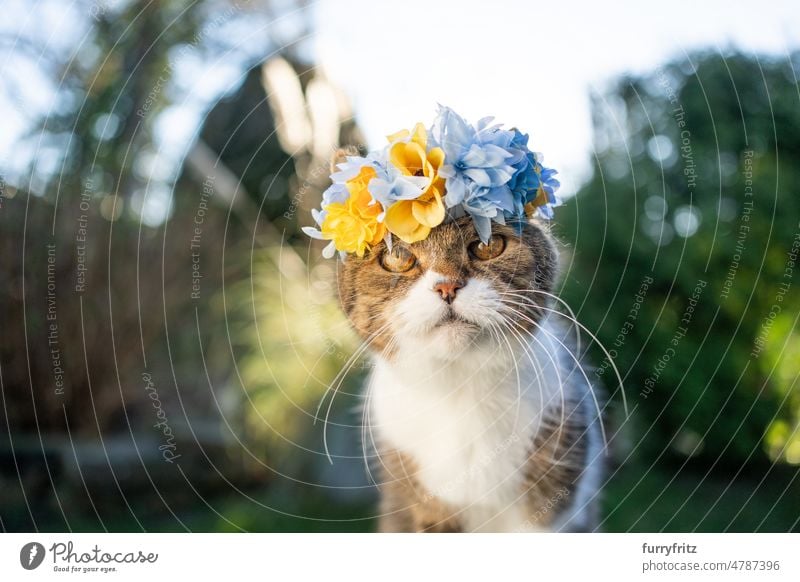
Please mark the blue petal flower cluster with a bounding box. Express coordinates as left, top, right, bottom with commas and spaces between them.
431, 105, 560, 241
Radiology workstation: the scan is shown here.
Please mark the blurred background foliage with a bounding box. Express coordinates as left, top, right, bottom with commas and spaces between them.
0, 0, 797, 532
558, 53, 800, 531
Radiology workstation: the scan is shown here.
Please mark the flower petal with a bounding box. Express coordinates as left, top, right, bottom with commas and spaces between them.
322, 241, 336, 259
472, 214, 493, 243
443, 176, 466, 206
387, 128, 410, 144
427, 146, 445, 168
301, 226, 324, 240
384, 201, 431, 243
411, 195, 445, 228
411, 123, 428, 147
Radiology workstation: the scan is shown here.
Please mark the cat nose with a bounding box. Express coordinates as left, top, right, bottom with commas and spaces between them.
433, 280, 465, 304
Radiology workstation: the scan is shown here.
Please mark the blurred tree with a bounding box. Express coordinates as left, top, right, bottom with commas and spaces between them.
0, 0, 372, 531
559, 52, 800, 468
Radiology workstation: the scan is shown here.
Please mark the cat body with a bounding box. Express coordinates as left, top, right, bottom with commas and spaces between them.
337, 216, 604, 532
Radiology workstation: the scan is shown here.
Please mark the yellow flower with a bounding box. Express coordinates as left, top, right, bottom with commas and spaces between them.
384, 123, 446, 243
321, 166, 386, 257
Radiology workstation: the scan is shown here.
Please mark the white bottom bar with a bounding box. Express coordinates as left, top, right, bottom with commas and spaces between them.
1, 533, 796, 580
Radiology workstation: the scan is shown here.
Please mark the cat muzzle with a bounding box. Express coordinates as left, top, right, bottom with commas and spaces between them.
433, 279, 465, 304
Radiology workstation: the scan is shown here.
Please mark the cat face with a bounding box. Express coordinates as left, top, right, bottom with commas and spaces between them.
337, 217, 558, 360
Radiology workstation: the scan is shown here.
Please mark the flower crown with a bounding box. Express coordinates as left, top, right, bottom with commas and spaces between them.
303, 105, 560, 258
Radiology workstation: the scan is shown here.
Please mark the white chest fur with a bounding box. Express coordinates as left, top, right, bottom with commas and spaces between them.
369, 325, 567, 531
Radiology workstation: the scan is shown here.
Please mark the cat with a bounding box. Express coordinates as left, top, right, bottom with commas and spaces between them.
331, 159, 606, 533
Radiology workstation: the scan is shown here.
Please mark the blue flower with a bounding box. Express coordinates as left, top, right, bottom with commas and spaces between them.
330, 150, 429, 217
528, 153, 560, 219
328, 152, 380, 183
367, 159, 430, 214
536, 154, 560, 201
432, 106, 517, 202
506, 130, 540, 213
431, 105, 521, 241
460, 186, 515, 242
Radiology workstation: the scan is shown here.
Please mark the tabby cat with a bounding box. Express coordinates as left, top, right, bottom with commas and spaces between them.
334, 193, 606, 532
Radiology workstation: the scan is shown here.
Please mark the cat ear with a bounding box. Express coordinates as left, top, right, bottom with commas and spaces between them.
330, 145, 361, 173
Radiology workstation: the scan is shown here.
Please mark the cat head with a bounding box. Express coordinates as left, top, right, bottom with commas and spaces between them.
337, 216, 558, 361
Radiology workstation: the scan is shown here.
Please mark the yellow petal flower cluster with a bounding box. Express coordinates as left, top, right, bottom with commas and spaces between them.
320, 166, 386, 257
383, 123, 446, 243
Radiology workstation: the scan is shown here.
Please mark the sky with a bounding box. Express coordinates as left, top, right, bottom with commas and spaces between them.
313, 0, 800, 196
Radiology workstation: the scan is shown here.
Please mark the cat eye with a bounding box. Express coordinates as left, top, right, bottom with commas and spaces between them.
380, 246, 417, 273
469, 235, 506, 260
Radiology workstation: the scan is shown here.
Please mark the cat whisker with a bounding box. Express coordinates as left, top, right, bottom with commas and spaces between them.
318, 320, 393, 464
497, 316, 596, 489
498, 301, 609, 450
497, 288, 584, 355
496, 316, 565, 449
316, 325, 382, 423
498, 293, 629, 420
498, 313, 605, 488
361, 377, 380, 485
500, 303, 593, 398
487, 319, 524, 428
362, 334, 400, 484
